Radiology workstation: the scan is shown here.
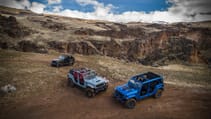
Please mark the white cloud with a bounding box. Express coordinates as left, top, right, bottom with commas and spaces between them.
0, 0, 46, 14
167, 0, 211, 22
76, 0, 99, 6
47, 0, 61, 5
46, 0, 117, 21
0, 0, 210, 23
46, 0, 211, 23
52, 5, 63, 12
76, 0, 114, 15
30, 2, 46, 13
0, 0, 30, 9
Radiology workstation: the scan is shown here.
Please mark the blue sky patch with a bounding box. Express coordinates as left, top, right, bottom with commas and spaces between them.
30, 0, 171, 13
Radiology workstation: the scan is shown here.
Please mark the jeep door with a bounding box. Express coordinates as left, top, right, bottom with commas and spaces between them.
139, 83, 151, 99
64, 56, 71, 65
149, 80, 159, 94
76, 73, 86, 88
79, 74, 85, 85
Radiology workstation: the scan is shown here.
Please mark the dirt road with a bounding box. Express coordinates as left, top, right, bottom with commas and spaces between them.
1, 83, 211, 119
0, 50, 211, 119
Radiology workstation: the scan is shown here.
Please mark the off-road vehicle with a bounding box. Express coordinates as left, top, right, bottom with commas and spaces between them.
113, 72, 164, 109
51, 55, 75, 67
67, 68, 109, 97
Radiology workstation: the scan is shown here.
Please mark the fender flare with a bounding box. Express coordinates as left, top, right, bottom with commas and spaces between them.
126, 95, 136, 100
68, 74, 75, 81
86, 84, 95, 89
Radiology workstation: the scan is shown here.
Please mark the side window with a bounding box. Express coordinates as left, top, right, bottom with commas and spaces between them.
140, 83, 148, 96
66, 56, 70, 62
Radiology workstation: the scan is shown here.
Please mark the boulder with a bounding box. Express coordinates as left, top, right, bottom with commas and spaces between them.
0, 84, 16, 94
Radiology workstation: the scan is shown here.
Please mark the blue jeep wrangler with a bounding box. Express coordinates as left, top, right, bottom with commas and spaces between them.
113, 72, 164, 109
67, 68, 109, 97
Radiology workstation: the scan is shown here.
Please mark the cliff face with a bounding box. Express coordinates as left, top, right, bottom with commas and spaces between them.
0, 7, 211, 66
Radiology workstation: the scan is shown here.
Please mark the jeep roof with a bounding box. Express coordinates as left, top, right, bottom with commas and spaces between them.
71, 68, 97, 80
130, 72, 162, 83
58, 54, 71, 59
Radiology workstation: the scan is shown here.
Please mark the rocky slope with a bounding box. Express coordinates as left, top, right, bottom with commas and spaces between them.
0, 6, 211, 66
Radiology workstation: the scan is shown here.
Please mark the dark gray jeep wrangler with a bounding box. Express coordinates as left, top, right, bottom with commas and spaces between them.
51, 55, 75, 67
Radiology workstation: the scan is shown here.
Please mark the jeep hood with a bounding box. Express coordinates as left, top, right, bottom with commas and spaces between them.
86, 76, 108, 85
52, 58, 61, 62
116, 84, 137, 96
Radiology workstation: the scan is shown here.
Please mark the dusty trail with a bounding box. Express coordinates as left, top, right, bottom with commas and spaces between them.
1, 83, 211, 119
0, 50, 211, 119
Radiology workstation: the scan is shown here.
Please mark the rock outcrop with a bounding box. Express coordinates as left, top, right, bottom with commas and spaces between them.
0, 15, 31, 38
18, 40, 47, 53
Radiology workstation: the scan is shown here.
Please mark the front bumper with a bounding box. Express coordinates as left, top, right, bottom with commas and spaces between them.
113, 90, 126, 103
51, 61, 59, 67
95, 83, 108, 92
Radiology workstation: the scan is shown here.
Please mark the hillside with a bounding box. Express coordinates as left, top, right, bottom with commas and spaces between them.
0, 6, 211, 66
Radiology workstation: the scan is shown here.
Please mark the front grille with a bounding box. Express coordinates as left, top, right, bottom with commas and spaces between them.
96, 83, 105, 87
52, 61, 57, 64
115, 90, 123, 97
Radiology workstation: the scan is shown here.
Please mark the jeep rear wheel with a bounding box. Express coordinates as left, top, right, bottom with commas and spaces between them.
154, 89, 162, 98
68, 79, 75, 88
125, 99, 136, 109
86, 88, 95, 98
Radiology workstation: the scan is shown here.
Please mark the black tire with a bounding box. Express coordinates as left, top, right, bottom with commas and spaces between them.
103, 85, 108, 91
56, 63, 60, 67
68, 79, 75, 88
86, 88, 95, 98
125, 99, 136, 109
112, 92, 116, 98
70, 57, 75, 66
154, 89, 162, 98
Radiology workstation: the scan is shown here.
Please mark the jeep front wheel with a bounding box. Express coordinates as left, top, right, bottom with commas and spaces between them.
56, 63, 61, 67
125, 99, 136, 109
86, 88, 95, 98
70, 57, 75, 66
103, 85, 108, 91
154, 89, 162, 98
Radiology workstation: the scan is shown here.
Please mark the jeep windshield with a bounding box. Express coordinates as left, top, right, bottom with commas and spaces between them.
128, 78, 138, 89
83, 71, 96, 80
58, 55, 65, 60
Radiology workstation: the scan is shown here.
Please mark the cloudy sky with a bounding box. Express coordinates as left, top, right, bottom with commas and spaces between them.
0, 0, 211, 23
